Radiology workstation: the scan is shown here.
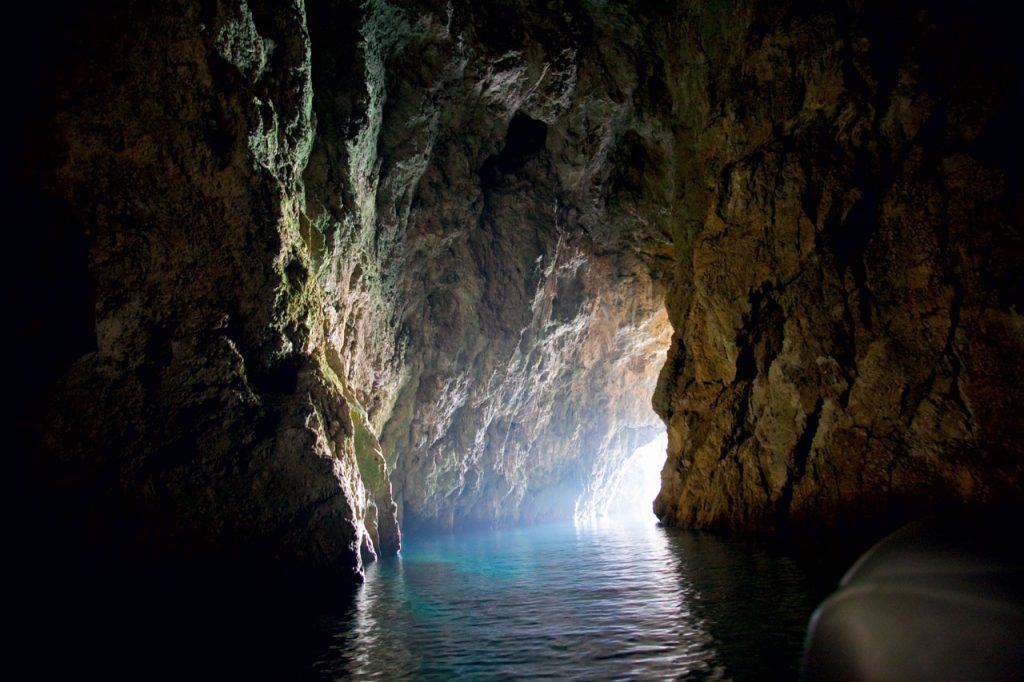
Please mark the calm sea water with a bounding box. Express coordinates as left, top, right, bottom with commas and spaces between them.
310, 521, 831, 680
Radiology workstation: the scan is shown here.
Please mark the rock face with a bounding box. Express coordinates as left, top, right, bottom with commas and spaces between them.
14, 0, 1024, 578
25, 0, 400, 578
19, 0, 675, 573
324, 1, 677, 530
651, 1, 1024, 534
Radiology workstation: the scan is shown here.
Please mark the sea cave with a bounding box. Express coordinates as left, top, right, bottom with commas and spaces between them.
8, 0, 1024, 678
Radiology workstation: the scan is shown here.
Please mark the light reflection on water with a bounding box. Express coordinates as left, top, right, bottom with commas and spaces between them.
312, 521, 823, 680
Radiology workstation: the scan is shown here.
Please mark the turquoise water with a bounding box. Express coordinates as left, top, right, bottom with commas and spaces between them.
311, 521, 829, 680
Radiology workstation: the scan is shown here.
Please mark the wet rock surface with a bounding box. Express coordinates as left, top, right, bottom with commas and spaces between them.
10, 0, 1023, 579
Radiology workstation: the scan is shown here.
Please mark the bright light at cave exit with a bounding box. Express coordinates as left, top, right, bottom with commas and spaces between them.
602, 431, 668, 523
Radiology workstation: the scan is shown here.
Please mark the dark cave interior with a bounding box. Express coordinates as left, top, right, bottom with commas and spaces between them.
5, 0, 1024, 677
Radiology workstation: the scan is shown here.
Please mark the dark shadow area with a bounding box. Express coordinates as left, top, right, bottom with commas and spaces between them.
665, 528, 852, 681
478, 111, 549, 188
3, 1, 105, 670
13, 560, 358, 678
0, 6, 349, 676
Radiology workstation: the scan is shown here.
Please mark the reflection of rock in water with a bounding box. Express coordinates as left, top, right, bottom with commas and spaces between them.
314, 524, 726, 678
665, 530, 838, 681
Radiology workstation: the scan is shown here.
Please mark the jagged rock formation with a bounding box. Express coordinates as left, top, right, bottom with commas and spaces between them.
19, 0, 675, 573
652, 1, 1024, 533
326, 2, 677, 530
24, 1, 400, 578
13, 0, 1023, 579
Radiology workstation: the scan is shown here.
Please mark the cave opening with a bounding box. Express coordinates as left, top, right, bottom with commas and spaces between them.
591, 430, 667, 524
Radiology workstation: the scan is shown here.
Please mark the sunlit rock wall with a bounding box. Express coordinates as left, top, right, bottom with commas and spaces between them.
26, 0, 677, 572
306, 0, 676, 531
348, 0, 1023, 535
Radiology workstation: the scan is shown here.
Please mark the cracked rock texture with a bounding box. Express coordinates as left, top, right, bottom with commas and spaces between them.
14, 0, 1024, 577
320, 0, 677, 531
24, 0, 400, 578
651, 1, 1024, 533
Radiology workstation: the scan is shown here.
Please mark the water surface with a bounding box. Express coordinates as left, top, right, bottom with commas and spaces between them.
312, 521, 830, 679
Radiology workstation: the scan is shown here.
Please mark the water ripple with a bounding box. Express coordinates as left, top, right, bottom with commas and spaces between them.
312, 522, 823, 680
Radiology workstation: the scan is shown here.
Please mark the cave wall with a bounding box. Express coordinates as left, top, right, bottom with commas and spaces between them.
316, 0, 677, 531
15, 0, 1023, 577
24, 0, 399, 577
20, 0, 677, 573
651, 0, 1024, 534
